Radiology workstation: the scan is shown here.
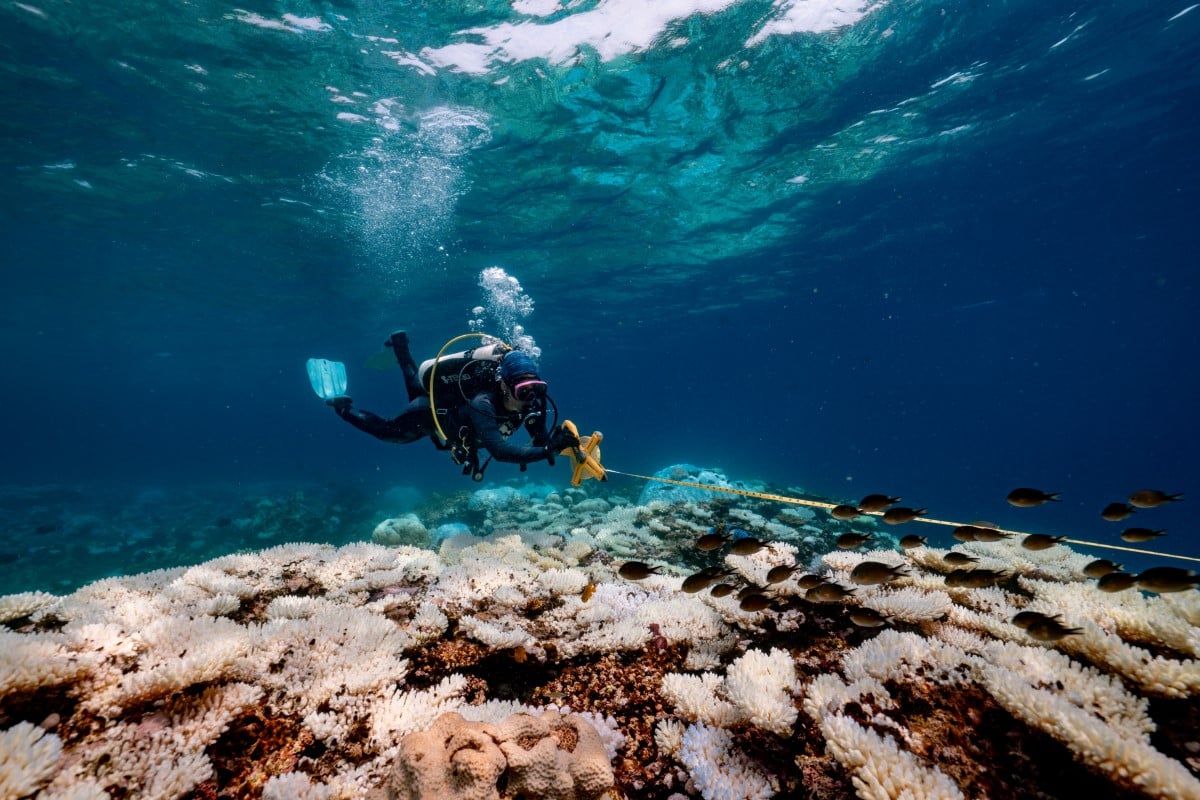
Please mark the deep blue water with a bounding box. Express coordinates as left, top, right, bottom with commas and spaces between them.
2, 0, 1197, 591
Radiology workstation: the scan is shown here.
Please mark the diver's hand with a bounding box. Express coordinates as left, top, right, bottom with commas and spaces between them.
326, 396, 353, 412
546, 425, 580, 452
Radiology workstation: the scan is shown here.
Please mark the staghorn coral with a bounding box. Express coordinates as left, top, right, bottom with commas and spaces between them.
662, 648, 799, 737
678, 723, 778, 800
818, 714, 964, 800
0, 721, 63, 798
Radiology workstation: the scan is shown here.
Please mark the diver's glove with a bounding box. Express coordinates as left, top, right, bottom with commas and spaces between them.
545, 425, 580, 454
326, 396, 353, 412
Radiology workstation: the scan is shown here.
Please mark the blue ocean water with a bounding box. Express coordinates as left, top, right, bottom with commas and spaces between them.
1, 0, 1197, 592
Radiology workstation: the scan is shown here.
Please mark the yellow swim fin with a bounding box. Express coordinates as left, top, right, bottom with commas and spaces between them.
557, 420, 606, 487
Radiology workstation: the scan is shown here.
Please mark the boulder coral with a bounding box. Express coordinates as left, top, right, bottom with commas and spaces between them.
373, 711, 616, 800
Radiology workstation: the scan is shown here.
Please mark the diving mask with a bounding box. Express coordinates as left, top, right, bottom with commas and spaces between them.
510, 378, 548, 403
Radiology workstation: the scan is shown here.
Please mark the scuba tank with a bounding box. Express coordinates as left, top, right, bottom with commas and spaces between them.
418, 343, 508, 410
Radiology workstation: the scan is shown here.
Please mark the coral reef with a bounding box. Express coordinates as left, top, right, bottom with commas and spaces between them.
0, 471, 1197, 800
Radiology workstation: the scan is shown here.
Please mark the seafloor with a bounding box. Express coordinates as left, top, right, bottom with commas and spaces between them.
1, 466, 1197, 800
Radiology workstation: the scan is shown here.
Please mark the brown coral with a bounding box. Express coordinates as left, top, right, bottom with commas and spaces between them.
377, 711, 616, 800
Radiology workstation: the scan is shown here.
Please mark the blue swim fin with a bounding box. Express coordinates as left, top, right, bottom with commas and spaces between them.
306, 358, 348, 400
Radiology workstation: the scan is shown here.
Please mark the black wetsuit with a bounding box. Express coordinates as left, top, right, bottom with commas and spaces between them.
332, 333, 552, 469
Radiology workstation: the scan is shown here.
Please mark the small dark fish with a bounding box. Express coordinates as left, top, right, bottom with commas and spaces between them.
737, 583, 767, 600
898, 535, 927, 549
739, 593, 774, 612
859, 494, 902, 512
836, 532, 873, 549
850, 561, 908, 585
0, 552, 19, 565
729, 537, 771, 556
964, 569, 1010, 588
766, 564, 802, 584
806, 583, 855, 603
1120, 528, 1166, 543
830, 504, 863, 520
1021, 534, 1066, 551
34, 523, 60, 535
1025, 618, 1083, 642
943, 551, 979, 565
1006, 488, 1061, 507
972, 528, 1011, 543
1134, 566, 1200, 593
215, 516, 233, 529
1011, 610, 1063, 629
796, 574, 830, 590
848, 607, 890, 628
1128, 490, 1184, 509
1101, 502, 1136, 522
1097, 572, 1137, 592
682, 572, 718, 593
709, 582, 738, 598
944, 569, 972, 588
952, 525, 981, 542
618, 561, 662, 580
695, 532, 730, 551
1082, 559, 1123, 579
882, 507, 926, 525
945, 568, 1008, 588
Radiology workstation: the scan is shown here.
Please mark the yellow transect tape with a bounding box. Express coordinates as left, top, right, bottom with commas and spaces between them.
605, 468, 1200, 565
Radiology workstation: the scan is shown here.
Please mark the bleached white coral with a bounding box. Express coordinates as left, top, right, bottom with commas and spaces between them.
655, 718, 686, 758
661, 672, 744, 729
91, 615, 252, 714
860, 586, 954, 623
678, 723, 778, 800
369, 674, 471, 749
663, 649, 799, 736
1058, 620, 1200, 698
459, 614, 533, 650
197, 593, 241, 617
38, 782, 111, 799
409, 600, 449, 642
979, 663, 1200, 799
1024, 578, 1200, 659
0, 721, 63, 798
975, 640, 1154, 737
262, 772, 335, 800
819, 714, 964, 800
0, 591, 58, 623
140, 751, 213, 800
265, 594, 332, 619
802, 673, 893, 721
0, 631, 95, 696
724, 648, 799, 736
840, 630, 969, 687
537, 567, 590, 596
723, 541, 799, 588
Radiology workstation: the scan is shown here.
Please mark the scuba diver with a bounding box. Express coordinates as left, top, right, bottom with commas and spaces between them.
314, 331, 580, 481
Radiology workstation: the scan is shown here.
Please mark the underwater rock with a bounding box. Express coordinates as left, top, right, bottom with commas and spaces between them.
432, 522, 472, 545
467, 486, 526, 512
638, 465, 734, 506
372, 514, 431, 547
